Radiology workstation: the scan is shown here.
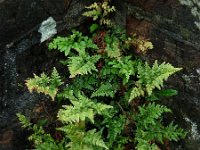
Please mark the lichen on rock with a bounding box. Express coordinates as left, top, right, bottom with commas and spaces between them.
179, 0, 200, 30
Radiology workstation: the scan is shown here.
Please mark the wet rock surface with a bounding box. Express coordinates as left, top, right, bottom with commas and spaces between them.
0, 0, 200, 149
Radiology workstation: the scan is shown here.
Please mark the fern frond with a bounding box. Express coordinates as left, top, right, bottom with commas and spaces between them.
25, 68, 63, 100
135, 102, 171, 129
129, 86, 144, 102
137, 61, 182, 96
134, 102, 186, 148
135, 136, 159, 150
48, 36, 71, 56
164, 122, 187, 141
58, 104, 95, 124
102, 114, 127, 147
48, 30, 98, 56
57, 92, 112, 124
83, 2, 101, 21
91, 83, 117, 98
59, 125, 108, 150
68, 55, 101, 78
83, 129, 108, 150
108, 56, 136, 84
17, 113, 32, 128
105, 35, 121, 58
83, 1, 115, 26
129, 61, 182, 101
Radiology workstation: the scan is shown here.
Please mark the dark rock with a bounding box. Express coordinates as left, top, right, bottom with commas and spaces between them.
126, 0, 200, 149
0, 0, 91, 149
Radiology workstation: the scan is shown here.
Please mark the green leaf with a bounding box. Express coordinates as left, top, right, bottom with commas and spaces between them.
156, 89, 178, 97
68, 55, 101, 78
17, 113, 32, 128
25, 68, 63, 100
57, 92, 113, 124
91, 83, 118, 98
90, 23, 99, 33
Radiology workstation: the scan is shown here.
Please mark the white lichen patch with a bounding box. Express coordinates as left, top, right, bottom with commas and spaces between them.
179, 0, 200, 30
196, 68, 200, 75
38, 17, 57, 43
184, 117, 200, 140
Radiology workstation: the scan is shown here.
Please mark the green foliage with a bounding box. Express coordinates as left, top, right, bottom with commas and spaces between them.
83, 1, 116, 26
68, 55, 101, 78
58, 91, 112, 124
108, 56, 136, 84
147, 89, 178, 101
18, 1, 186, 150
25, 67, 63, 100
90, 23, 99, 33
59, 125, 108, 150
91, 82, 118, 98
17, 113, 32, 128
48, 30, 98, 56
102, 113, 128, 148
134, 103, 186, 149
129, 61, 182, 101
17, 113, 64, 150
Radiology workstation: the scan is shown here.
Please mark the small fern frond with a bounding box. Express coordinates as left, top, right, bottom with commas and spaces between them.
59, 125, 108, 150
48, 30, 98, 56
105, 35, 121, 58
135, 137, 159, 150
68, 55, 101, 78
83, 1, 115, 26
58, 104, 95, 124
83, 2, 101, 21
164, 122, 187, 141
57, 92, 113, 124
48, 36, 71, 56
25, 68, 63, 100
108, 56, 136, 84
17, 113, 32, 128
91, 83, 117, 98
137, 61, 182, 96
129, 86, 144, 102
83, 129, 109, 150
102, 114, 127, 147
135, 103, 171, 129
134, 103, 186, 148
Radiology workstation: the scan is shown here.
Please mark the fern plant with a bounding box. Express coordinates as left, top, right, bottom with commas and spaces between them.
129, 61, 182, 101
83, 0, 116, 27
134, 103, 186, 150
25, 67, 63, 100
18, 0, 186, 150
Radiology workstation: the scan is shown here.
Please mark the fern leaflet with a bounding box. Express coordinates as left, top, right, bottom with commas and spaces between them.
57, 92, 113, 124
91, 83, 118, 98
25, 67, 63, 100
68, 55, 101, 78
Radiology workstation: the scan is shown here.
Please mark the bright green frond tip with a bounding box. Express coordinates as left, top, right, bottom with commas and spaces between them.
25, 67, 63, 100
68, 55, 101, 78
57, 92, 113, 124
91, 83, 117, 98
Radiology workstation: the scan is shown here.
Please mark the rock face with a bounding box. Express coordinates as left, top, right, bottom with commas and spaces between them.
0, 0, 200, 149
126, 0, 200, 149
0, 0, 90, 149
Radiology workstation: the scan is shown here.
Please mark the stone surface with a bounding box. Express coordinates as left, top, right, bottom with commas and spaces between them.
126, 0, 200, 149
0, 0, 91, 149
0, 0, 200, 149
